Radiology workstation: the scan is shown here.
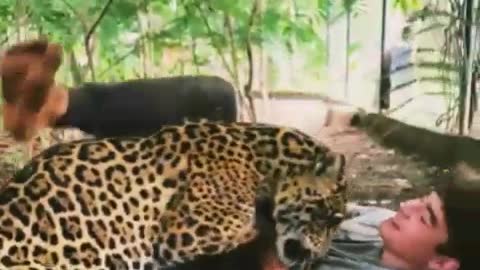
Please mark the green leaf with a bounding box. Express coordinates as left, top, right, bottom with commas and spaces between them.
341, 0, 367, 15
188, 15, 206, 37
262, 8, 282, 32
393, 0, 424, 13
317, 0, 334, 20
293, 23, 317, 43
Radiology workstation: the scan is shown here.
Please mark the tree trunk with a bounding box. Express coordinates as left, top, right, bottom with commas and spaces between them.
258, 0, 269, 120
83, 0, 114, 82
191, 37, 200, 74
69, 52, 84, 85
85, 37, 96, 82
459, 0, 474, 135
15, 0, 25, 42
326, 23, 330, 67
225, 14, 242, 93
378, 0, 388, 113
324, 1, 331, 67
138, 12, 148, 78
345, 10, 351, 100
138, 0, 153, 78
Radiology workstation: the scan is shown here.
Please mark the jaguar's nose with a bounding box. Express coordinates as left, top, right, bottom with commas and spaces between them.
283, 239, 311, 262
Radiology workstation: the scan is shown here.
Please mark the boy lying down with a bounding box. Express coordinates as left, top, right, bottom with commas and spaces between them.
308, 193, 457, 270
262, 178, 480, 270
172, 176, 480, 270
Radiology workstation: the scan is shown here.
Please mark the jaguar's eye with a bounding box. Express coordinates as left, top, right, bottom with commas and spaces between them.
327, 212, 344, 226
314, 161, 326, 175
311, 208, 329, 220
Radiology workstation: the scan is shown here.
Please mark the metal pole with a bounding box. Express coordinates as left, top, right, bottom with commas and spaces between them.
460, 0, 474, 135
378, 0, 388, 113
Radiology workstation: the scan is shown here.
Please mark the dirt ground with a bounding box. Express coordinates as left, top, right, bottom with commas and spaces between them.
317, 124, 453, 210
0, 120, 452, 211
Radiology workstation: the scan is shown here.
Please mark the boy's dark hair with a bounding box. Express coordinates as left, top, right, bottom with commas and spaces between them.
436, 168, 480, 270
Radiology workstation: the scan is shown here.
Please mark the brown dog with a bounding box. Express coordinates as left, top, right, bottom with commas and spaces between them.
1, 38, 64, 142
1, 39, 66, 160
1, 39, 239, 157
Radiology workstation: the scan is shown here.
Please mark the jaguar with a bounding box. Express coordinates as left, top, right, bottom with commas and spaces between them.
0, 121, 347, 269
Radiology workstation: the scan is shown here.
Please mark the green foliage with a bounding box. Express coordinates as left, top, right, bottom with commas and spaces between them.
317, 0, 334, 20
0, 0, 14, 22
339, 0, 368, 17
400, 0, 480, 133
0, 0, 362, 111
0, 0, 348, 65
28, 3, 77, 48
393, 0, 424, 14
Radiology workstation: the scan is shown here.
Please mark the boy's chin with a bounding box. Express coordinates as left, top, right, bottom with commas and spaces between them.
263, 252, 288, 270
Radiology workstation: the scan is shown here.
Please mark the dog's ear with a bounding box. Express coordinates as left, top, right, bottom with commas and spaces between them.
20, 42, 63, 113
1, 51, 42, 103
44, 43, 63, 71
4, 39, 49, 56
1, 39, 64, 141
1, 39, 47, 103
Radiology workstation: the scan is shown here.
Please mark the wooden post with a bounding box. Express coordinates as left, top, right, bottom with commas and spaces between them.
378, 0, 388, 113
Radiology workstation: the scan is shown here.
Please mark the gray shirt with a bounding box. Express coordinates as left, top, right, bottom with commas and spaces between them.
314, 204, 396, 270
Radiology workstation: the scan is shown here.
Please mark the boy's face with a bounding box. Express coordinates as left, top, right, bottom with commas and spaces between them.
380, 192, 450, 268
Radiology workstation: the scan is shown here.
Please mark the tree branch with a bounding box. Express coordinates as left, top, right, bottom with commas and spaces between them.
84, 0, 115, 81
243, 0, 260, 121
1, 35, 9, 46
224, 14, 240, 89
190, 1, 235, 80
85, 0, 114, 51
98, 46, 138, 79
60, 0, 88, 31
